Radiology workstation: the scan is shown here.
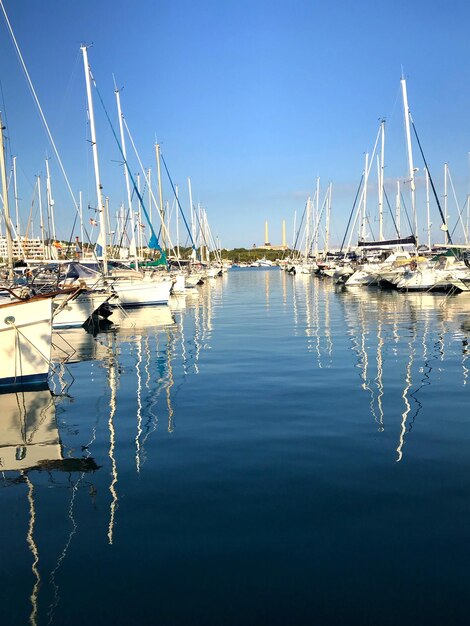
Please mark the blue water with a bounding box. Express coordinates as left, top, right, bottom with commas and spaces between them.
1, 268, 470, 625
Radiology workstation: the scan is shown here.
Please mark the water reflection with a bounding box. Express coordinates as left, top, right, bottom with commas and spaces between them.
0, 389, 60, 473
0, 387, 100, 625
286, 271, 470, 460
0, 283, 218, 624
2, 272, 469, 625
292, 275, 334, 368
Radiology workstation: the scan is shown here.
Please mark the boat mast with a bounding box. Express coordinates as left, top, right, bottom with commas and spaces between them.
401, 77, 418, 243
81, 44, 108, 274
115, 86, 138, 270
45, 157, 56, 243
148, 168, 152, 225
12, 155, 20, 242
314, 177, 320, 258
175, 183, 180, 259
155, 143, 165, 251
188, 176, 196, 261
444, 162, 448, 245
395, 180, 401, 238
325, 183, 332, 256
136, 172, 142, 258
425, 167, 431, 250
0, 113, 14, 278
361, 152, 369, 242
198, 202, 203, 260
37, 175, 45, 256
304, 196, 311, 262
79, 190, 84, 254
378, 119, 385, 241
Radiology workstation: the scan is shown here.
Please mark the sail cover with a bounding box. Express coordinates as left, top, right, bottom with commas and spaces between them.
358, 235, 416, 249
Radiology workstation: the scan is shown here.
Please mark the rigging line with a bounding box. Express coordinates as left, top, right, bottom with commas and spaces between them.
8, 320, 61, 378
399, 191, 414, 236
382, 186, 400, 237
292, 201, 307, 257
91, 78, 164, 254
309, 190, 328, 252
0, 3, 81, 216
190, 201, 212, 256
160, 152, 198, 252
450, 195, 469, 239
23, 180, 38, 241
66, 211, 79, 252
365, 215, 376, 242
0, 79, 11, 151
0, 6, 99, 256
447, 168, 469, 242
121, 122, 176, 257
340, 173, 363, 253
410, 114, 453, 244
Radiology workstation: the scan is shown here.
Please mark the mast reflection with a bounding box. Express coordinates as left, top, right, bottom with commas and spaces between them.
0, 387, 100, 626
315, 284, 468, 461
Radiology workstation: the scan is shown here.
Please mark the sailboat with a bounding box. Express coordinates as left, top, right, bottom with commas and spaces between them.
80, 46, 173, 308
0, 113, 54, 389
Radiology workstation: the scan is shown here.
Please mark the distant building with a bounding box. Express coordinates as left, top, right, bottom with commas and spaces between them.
264, 221, 271, 247
0, 236, 45, 260
253, 219, 289, 251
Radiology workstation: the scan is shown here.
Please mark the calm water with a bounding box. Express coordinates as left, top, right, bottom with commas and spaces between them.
1, 268, 470, 625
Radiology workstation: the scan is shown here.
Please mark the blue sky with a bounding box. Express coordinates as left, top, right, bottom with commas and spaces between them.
1, 0, 470, 249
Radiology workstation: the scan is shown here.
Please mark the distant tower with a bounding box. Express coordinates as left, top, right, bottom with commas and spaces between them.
282, 220, 286, 247
264, 220, 271, 246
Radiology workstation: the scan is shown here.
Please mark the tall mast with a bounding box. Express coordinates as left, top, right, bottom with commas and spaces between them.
12, 155, 20, 241
45, 158, 56, 242
37, 175, 45, 256
175, 184, 180, 259
0, 113, 14, 278
188, 176, 196, 260
361, 152, 369, 242
114, 86, 137, 269
325, 183, 332, 255
314, 177, 320, 258
401, 77, 418, 243
304, 196, 311, 261
202, 209, 207, 262
155, 143, 165, 251
198, 202, 203, 260
425, 168, 431, 250
148, 168, 152, 225
395, 179, 401, 237
378, 119, 385, 241
444, 162, 448, 245
136, 172, 142, 258
79, 190, 84, 253
81, 45, 108, 274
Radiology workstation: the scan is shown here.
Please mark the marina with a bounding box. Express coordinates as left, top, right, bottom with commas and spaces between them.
1, 268, 470, 624
1, 0, 470, 623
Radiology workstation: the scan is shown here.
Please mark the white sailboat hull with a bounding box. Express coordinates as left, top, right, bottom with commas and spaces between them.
52, 291, 112, 329
113, 279, 172, 307
0, 297, 53, 389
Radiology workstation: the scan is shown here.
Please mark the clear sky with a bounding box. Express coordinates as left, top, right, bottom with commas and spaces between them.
1, 0, 470, 249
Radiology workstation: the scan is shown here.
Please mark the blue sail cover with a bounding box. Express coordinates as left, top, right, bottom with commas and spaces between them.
148, 233, 167, 265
